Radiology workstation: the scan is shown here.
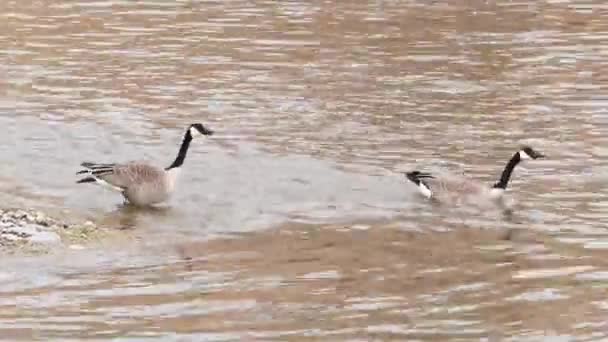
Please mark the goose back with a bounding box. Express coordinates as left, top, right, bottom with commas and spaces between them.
424, 173, 504, 208
100, 163, 174, 205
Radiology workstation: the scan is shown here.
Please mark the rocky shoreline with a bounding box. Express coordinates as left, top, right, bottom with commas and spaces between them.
0, 208, 101, 253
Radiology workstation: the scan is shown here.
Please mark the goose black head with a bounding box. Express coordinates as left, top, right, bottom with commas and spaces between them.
189, 123, 214, 137
404, 171, 434, 199
405, 171, 434, 185
519, 146, 544, 160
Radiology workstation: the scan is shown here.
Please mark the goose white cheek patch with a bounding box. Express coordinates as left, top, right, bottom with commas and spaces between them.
418, 182, 432, 199
519, 150, 531, 160
189, 127, 201, 137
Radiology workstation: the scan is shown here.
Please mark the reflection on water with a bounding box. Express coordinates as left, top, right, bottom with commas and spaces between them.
1, 0, 608, 340
2, 226, 608, 340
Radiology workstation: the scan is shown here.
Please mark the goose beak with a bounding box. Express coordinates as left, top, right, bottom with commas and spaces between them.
192, 123, 214, 136
534, 152, 545, 159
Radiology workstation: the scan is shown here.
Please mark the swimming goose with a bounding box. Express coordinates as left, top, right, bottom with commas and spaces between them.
76, 123, 213, 206
405, 146, 545, 209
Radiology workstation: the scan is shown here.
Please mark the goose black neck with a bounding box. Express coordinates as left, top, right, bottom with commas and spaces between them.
166, 130, 193, 170
492, 152, 521, 189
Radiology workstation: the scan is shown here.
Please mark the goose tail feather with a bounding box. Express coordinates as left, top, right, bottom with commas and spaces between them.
76, 176, 96, 184
77, 162, 116, 176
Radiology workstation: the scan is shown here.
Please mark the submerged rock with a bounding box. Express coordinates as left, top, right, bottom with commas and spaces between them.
0, 208, 96, 248
3, 224, 38, 237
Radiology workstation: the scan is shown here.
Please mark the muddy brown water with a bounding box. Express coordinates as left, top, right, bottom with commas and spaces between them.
2, 0, 608, 340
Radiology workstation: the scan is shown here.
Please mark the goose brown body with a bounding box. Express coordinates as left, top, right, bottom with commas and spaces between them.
410, 172, 508, 209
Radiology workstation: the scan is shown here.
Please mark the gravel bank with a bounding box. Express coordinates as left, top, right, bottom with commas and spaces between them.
0, 208, 103, 254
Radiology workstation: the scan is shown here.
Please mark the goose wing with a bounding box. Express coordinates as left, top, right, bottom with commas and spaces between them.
77, 162, 164, 189
428, 173, 486, 195
417, 173, 490, 205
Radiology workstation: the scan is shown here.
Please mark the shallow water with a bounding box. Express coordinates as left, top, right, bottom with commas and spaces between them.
1, 0, 608, 340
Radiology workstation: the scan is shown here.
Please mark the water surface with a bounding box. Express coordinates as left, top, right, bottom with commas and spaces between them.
1, 0, 608, 340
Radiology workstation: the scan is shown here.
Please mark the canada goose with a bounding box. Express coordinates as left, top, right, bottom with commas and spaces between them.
405, 146, 545, 209
76, 123, 213, 206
